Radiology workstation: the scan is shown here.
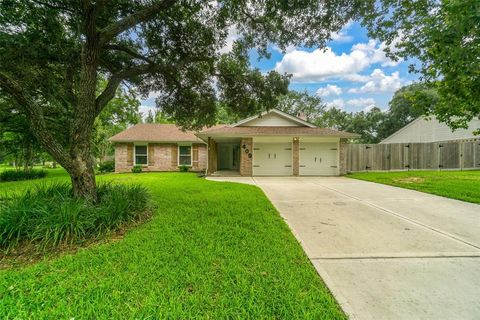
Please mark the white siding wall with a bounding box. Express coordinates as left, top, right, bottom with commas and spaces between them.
241, 113, 302, 127
381, 116, 480, 143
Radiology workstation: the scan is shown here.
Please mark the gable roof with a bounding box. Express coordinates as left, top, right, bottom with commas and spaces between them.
196, 125, 360, 139
232, 109, 317, 128
109, 124, 206, 143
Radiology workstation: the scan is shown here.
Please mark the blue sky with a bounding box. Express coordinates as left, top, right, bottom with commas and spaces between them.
141, 21, 418, 115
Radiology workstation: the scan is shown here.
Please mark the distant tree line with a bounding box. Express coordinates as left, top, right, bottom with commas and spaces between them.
208, 83, 438, 144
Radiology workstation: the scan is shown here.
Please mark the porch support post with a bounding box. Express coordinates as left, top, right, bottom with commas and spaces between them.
293, 137, 299, 176
207, 137, 217, 174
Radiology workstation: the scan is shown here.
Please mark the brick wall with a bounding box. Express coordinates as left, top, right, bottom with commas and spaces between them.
115, 143, 131, 172
240, 138, 253, 176
114, 142, 207, 173
292, 137, 299, 176
339, 138, 348, 175
192, 143, 207, 172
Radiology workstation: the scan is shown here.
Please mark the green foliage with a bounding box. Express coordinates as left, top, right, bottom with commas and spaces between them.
178, 165, 189, 172
376, 83, 438, 140
0, 183, 151, 250
98, 160, 115, 173
131, 165, 142, 173
363, 0, 480, 130
0, 168, 47, 182
0, 172, 345, 318
277, 91, 326, 122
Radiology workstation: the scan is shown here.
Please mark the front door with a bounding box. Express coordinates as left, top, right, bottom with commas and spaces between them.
217, 143, 240, 170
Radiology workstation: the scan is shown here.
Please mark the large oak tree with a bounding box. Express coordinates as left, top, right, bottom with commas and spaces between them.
0, 0, 372, 200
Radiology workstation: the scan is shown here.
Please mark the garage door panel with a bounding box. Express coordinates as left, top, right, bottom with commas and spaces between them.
300, 142, 338, 176
253, 143, 292, 176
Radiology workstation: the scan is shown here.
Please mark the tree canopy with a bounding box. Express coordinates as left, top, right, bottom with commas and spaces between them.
363, 0, 480, 129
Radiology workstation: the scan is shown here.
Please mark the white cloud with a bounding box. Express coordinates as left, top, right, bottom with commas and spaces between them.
139, 104, 156, 116
274, 39, 400, 83
345, 98, 376, 108
362, 104, 376, 112
351, 40, 400, 67
326, 98, 345, 109
219, 26, 240, 54
342, 74, 370, 82
330, 22, 354, 43
273, 44, 297, 54
316, 84, 342, 97
348, 69, 402, 94
274, 47, 371, 82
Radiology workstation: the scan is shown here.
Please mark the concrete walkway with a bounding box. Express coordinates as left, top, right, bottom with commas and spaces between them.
208, 176, 480, 320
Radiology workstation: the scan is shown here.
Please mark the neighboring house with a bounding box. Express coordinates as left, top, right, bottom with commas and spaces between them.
381, 115, 480, 144
110, 109, 359, 176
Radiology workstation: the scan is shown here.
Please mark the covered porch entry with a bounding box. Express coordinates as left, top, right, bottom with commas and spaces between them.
208, 137, 242, 176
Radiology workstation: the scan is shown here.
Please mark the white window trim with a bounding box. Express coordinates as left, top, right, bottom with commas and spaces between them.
134, 143, 148, 166
178, 144, 193, 167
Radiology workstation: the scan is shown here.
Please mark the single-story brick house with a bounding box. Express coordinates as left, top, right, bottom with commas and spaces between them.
110, 109, 359, 176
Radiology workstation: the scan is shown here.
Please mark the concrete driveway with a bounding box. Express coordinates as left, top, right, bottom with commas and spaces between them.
208, 176, 480, 320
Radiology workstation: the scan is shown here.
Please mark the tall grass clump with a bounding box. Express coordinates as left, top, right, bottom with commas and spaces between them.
0, 183, 152, 251
0, 169, 47, 182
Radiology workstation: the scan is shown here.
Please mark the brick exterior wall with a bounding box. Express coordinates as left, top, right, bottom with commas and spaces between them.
192, 143, 207, 172
115, 143, 130, 172
114, 142, 207, 173
339, 138, 348, 175
292, 137, 299, 176
240, 138, 253, 176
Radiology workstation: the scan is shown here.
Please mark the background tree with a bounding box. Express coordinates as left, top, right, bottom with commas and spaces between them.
93, 81, 141, 163
276, 91, 326, 122
0, 97, 42, 171
376, 83, 438, 141
144, 110, 155, 124
363, 0, 480, 131
0, 0, 373, 200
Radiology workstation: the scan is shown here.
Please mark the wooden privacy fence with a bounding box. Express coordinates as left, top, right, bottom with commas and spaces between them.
347, 140, 480, 172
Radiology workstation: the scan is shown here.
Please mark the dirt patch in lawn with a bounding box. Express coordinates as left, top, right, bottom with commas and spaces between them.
394, 177, 426, 184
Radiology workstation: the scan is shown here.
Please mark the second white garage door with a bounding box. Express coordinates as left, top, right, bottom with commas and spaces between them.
253, 142, 292, 176
299, 142, 338, 176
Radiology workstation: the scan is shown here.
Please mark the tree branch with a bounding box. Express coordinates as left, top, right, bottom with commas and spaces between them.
95, 63, 154, 113
99, 0, 178, 45
104, 44, 155, 64
0, 73, 73, 169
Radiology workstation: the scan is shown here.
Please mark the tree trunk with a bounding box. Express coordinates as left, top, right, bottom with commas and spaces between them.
68, 159, 97, 201
65, 139, 97, 201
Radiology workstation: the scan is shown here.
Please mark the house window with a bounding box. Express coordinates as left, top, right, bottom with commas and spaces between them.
178, 145, 192, 166
135, 145, 148, 165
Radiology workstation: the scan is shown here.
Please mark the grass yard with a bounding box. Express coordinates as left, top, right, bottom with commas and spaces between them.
0, 171, 344, 319
348, 170, 480, 204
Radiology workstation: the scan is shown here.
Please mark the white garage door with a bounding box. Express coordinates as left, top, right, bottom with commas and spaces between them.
299, 142, 338, 176
253, 142, 292, 176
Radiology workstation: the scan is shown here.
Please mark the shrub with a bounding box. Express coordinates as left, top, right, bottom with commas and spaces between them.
98, 160, 115, 173
0, 169, 47, 182
131, 165, 142, 173
0, 183, 151, 251
179, 165, 189, 172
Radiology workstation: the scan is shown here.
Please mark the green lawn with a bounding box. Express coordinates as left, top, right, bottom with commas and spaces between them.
0, 171, 344, 319
348, 170, 480, 204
